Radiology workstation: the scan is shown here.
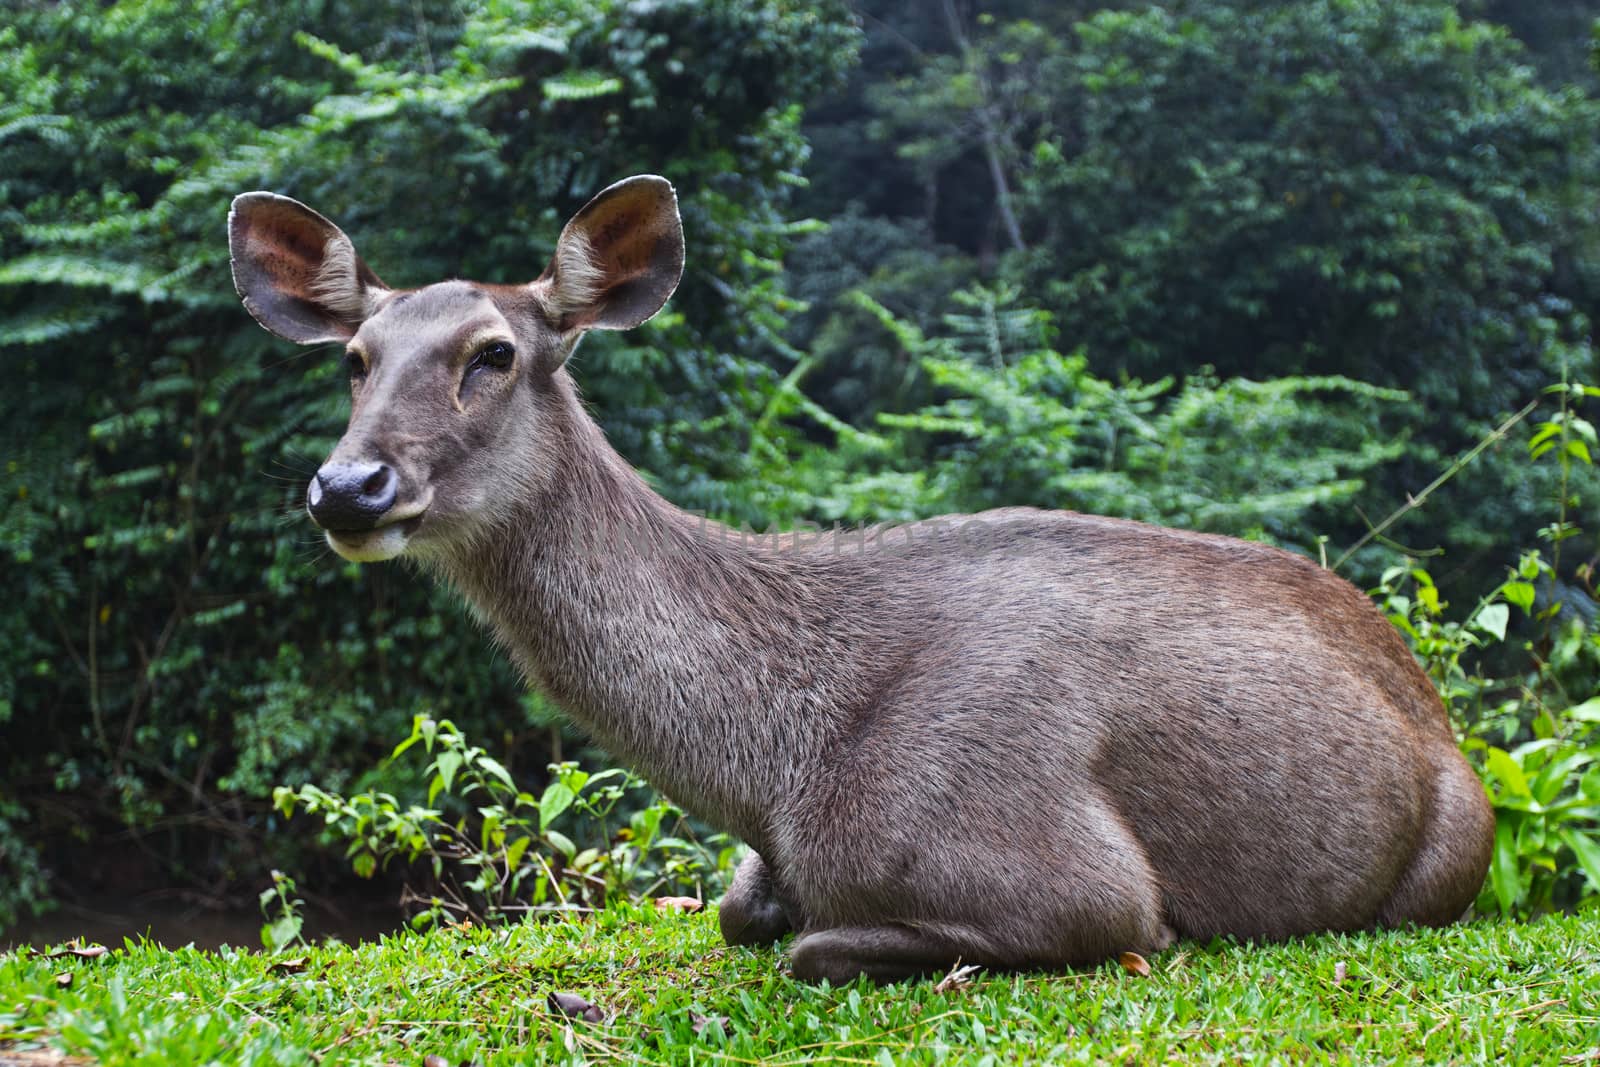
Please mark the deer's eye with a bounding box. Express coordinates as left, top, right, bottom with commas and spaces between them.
469, 342, 515, 374
344, 351, 367, 381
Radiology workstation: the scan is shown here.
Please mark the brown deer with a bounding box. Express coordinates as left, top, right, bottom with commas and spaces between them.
228, 176, 1494, 983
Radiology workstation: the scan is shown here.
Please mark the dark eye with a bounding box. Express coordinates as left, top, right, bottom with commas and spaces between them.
469, 342, 515, 374
344, 350, 367, 382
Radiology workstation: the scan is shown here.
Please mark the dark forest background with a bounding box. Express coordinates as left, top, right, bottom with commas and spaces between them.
3, 0, 1598, 930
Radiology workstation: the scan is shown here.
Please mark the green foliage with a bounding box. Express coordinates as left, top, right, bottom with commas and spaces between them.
258, 869, 307, 953
274, 717, 735, 928
759, 285, 1410, 552
1374, 376, 1600, 917
0, 0, 856, 924
1381, 558, 1600, 917
783, 207, 974, 425
0, 801, 50, 933
793, 0, 1600, 579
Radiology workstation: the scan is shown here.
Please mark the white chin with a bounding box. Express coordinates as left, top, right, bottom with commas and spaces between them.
325, 526, 411, 562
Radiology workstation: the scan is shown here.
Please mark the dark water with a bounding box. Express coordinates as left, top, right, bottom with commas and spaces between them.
2, 894, 403, 952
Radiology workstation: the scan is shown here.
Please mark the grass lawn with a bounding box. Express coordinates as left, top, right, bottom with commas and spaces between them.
1, 906, 1596, 1065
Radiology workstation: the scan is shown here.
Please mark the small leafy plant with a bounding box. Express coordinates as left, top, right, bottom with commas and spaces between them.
1375, 377, 1600, 917
274, 716, 737, 928
258, 868, 306, 952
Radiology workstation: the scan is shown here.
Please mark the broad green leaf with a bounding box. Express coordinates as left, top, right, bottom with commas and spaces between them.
389, 716, 428, 760
476, 755, 516, 792
1474, 603, 1509, 642
434, 750, 463, 795
1527, 423, 1561, 451
545, 828, 576, 860
1490, 817, 1519, 915
1566, 697, 1600, 723
540, 782, 576, 831
1531, 750, 1593, 806
1486, 747, 1531, 799
1559, 829, 1600, 890
1501, 581, 1536, 612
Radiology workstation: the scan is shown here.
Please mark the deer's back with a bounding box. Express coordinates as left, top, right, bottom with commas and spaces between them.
802, 506, 1442, 734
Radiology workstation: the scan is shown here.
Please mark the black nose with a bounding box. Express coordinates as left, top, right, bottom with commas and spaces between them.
307, 461, 397, 530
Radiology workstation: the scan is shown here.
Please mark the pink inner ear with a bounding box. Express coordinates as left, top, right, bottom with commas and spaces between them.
262, 231, 326, 286
591, 214, 643, 271
231, 194, 384, 343
242, 206, 335, 295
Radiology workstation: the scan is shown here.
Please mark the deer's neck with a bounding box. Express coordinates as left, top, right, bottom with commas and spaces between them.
433, 389, 861, 846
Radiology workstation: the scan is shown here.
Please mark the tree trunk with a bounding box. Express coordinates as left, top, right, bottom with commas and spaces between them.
938, 0, 1025, 253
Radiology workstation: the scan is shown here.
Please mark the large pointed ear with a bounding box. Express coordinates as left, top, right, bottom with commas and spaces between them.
539, 175, 684, 335
228, 192, 390, 344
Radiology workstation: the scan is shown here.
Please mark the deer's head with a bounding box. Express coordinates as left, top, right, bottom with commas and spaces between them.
228, 176, 683, 563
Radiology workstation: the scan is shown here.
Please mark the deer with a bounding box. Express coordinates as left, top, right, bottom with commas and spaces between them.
228, 175, 1494, 984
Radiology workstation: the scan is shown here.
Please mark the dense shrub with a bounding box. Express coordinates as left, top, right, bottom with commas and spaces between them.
792, 0, 1600, 584
0, 0, 857, 925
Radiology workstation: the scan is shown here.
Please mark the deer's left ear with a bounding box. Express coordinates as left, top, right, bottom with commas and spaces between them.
229, 192, 390, 344
538, 175, 684, 335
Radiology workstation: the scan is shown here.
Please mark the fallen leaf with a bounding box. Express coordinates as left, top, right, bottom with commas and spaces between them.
653, 896, 703, 913
423, 1056, 449, 1067
54, 972, 72, 988
269, 957, 308, 974
28, 944, 109, 962
1333, 961, 1347, 986
690, 1011, 729, 1037
933, 961, 982, 993
547, 991, 605, 1024
1560, 1050, 1600, 1065
0, 1046, 96, 1065
1118, 951, 1150, 978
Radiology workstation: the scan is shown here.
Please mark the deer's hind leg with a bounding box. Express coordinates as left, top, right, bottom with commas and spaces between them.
788, 794, 1172, 983
790, 922, 994, 984
1375, 745, 1494, 928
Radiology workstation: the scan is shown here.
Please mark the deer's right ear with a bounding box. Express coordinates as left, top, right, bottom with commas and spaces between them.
228, 193, 389, 344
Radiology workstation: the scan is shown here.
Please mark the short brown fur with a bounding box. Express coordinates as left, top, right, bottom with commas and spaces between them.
228, 177, 1495, 983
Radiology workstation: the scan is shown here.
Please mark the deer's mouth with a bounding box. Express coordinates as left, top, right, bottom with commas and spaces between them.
322, 506, 429, 563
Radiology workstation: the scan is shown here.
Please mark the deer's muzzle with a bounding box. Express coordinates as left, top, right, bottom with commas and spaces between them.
307, 461, 397, 531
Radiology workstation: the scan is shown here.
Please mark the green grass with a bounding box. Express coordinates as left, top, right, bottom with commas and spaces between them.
2, 908, 1597, 1065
